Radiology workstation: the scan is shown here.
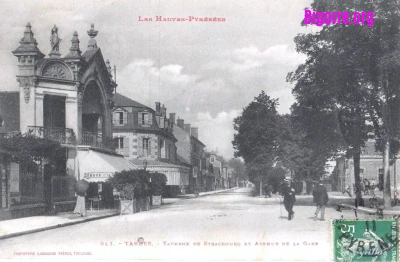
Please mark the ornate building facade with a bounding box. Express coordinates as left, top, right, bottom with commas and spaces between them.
0, 23, 135, 219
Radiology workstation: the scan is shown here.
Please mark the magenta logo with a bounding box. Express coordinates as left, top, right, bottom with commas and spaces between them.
304, 9, 374, 27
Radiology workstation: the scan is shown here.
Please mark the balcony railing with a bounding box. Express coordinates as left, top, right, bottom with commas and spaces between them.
81, 131, 115, 151
27, 126, 76, 145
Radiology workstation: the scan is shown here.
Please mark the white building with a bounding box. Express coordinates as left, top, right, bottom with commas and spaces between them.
1, 23, 135, 218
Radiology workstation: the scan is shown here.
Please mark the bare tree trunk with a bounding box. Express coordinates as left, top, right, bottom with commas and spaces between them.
353, 147, 364, 207
383, 137, 391, 209
381, 73, 392, 209
259, 176, 262, 197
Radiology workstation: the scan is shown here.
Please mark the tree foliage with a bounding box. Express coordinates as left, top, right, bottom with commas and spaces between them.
0, 132, 63, 168
232, 91, 330, 188
150, 172, 168, 196
107, 169, 151, 199
279, 114, 328, 182
232, 91, 282, 183
288, 0, 400, 207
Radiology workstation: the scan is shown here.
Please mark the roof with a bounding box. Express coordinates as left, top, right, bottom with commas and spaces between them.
113, 93, 152, 110
191, 134, 205, 147
174, 123, 206, 147
0, 92, 20, 132
82, 49, 99, 62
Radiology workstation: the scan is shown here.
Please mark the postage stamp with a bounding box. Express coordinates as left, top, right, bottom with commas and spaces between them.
333, 219, 398, 261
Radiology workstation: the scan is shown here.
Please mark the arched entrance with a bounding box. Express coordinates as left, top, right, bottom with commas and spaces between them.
81, 81, 106, 147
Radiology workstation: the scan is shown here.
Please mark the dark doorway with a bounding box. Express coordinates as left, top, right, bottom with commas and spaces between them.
82, 82, 104, 136
44, 95, 66, 128
82, 114, 100, 133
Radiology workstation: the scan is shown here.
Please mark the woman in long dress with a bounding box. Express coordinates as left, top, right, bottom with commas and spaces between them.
73, 194, 86, 217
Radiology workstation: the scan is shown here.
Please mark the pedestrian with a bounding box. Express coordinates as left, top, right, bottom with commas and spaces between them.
370, 183, 376, 197
363, 179, 371, 195
263, 184, 271, 198
73, 193, 86, 217
263, 184, 267, 197
267, 184, 273, 197
280, 177, 296, 220
312, 179, 329, 221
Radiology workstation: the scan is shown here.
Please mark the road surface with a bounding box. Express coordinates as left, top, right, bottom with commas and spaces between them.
1, 188, 349, 261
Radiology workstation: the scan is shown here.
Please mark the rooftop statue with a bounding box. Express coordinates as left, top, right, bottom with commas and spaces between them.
49, 25, 61, 57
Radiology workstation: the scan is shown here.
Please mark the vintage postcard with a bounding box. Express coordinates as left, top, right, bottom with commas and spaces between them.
0, 0, 400, 261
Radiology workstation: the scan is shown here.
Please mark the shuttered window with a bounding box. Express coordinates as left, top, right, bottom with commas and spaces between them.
113, 111, 127, 126
138, 112, 153, 126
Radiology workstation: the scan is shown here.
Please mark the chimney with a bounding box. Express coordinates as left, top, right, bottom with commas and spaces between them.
160, 104, 166, 116
155, 102, 161, 112
169, 113, 176, 125
191, 127, 198, 138
177, 118, 184, 129
184, 124, 191, 134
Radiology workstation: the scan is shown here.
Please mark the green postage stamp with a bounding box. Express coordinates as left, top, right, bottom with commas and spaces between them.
333, 219, 398, 262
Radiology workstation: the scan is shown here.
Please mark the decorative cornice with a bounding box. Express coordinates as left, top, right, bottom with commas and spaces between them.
66, 97, 77, 103
35, 93, 45, 100
16, 76, 37, 103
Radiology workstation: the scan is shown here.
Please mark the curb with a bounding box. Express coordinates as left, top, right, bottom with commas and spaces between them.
196, 188, 239, 198
174, 188, 238, 200
0, 212, 119, 240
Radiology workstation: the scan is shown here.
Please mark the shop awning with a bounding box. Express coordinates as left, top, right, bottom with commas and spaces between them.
129, 159, 190, 186
77, 149, 137, 182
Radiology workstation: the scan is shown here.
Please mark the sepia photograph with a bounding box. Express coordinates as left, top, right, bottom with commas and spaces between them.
0, 0, 399, 261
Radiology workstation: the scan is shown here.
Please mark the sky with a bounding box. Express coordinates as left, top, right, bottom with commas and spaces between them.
0, 0, 315, 159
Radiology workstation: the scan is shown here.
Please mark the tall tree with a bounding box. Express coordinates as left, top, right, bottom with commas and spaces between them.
279, 113, 332, 184
232, 91, 282, 188
289, 0, 400, 207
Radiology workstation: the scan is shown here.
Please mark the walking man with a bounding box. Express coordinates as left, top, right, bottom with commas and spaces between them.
312, 179, 329, 221
280, 177, 296, 220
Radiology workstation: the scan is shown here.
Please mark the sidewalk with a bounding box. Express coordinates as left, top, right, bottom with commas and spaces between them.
0, 209, 118, 240
0, 187, 237, 240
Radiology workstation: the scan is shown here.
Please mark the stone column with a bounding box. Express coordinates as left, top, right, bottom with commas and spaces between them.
65, 96, 79, 141
35, 93, 44, 127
